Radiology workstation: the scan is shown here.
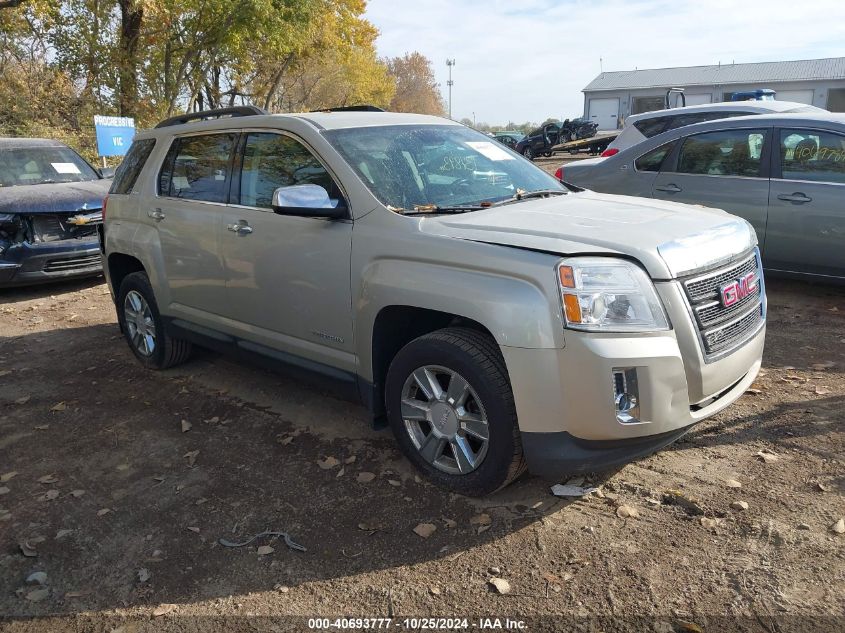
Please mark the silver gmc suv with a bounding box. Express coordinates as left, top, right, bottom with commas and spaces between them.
102, 106, 766, 495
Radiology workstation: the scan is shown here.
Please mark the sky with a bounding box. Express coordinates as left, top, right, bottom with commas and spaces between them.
365, 0, 845, 125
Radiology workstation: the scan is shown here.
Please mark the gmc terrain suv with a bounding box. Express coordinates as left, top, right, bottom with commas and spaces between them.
102, 106, 766, 495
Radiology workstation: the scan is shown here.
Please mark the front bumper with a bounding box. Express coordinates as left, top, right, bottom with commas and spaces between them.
503, 321, 764, 480
0, 239, 103, 287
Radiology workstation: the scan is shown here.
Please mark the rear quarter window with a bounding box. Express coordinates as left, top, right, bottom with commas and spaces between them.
110, 138, 156, 195
634, 117, 672, 138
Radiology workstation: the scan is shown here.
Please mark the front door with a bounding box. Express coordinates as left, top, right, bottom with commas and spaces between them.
153, 132, 236, 320
766, 127, 845, 278
219, 131, 355, 372
651, 127, 771, 246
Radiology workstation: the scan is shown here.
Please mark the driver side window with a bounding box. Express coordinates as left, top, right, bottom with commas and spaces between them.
238, 133, 340, 208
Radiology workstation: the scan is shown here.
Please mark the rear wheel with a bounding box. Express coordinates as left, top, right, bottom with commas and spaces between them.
543, 151, 553, 157
117, 272, 192, 370
385, 327, 526, 496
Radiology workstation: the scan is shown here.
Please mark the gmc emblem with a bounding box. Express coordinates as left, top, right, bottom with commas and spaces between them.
720, 273, 757, 307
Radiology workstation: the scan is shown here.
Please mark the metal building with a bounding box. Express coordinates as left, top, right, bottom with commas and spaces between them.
582, 57, 845, 129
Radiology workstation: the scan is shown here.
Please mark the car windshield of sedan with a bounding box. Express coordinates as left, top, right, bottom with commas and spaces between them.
0, 146, 100, 187
324, 125, 564, 212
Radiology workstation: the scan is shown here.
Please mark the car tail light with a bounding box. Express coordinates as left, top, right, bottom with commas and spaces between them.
554, 167, 563, 181
102, 195, 109, 221
601, 148, 619, 157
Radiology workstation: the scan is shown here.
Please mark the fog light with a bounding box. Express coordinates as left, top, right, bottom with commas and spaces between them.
612, 368, 641, 424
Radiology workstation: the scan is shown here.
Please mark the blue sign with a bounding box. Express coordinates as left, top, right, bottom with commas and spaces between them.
94, 115, 136, 157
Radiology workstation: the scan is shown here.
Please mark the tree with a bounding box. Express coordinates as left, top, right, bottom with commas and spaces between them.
385, 52, 445, 115
0, 0, 395, 162
117, 0, 143, 117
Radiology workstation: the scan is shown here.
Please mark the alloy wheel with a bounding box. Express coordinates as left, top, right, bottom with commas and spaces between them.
123, 290, 156, 357
400, 365, 490, 475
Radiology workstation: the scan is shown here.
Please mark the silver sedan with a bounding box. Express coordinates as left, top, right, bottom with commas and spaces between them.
560, 112, 845, 281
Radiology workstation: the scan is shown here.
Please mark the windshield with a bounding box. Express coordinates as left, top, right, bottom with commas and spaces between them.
0, 145, 100, 187
324, 125, 564, 211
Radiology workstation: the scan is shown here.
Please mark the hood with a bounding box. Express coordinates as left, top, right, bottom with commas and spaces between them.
419, 190, 756, 280
0, 179, 110, 215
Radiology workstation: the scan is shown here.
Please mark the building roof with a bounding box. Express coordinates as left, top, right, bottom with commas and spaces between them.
584, 57, 845, 92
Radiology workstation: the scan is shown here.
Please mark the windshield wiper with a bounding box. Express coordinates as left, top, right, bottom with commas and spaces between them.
401, 204, 486, 216
491, 189, 567, 208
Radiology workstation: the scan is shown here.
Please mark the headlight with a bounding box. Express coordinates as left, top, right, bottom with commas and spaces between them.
557, 257, 669, 332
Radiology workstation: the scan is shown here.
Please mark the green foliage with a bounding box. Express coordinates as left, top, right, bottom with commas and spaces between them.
0, 0, 409, 158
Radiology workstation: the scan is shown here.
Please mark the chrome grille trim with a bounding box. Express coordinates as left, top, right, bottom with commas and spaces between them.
701, 303, 764, 354
680, 248, 766, 363
683, 252, 758, 302
693, 282, 763, 328
43, 253, 102, 273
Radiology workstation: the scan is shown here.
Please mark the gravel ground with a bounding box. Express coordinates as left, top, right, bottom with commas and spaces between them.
0, 261, 843, 632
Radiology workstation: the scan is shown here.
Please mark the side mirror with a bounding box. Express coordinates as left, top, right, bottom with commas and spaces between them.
271, 184, 347, 219
100, 167, 116, 179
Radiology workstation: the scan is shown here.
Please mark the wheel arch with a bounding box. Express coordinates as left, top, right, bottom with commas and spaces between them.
366, 305, 496, 425
107, 253, 146, 298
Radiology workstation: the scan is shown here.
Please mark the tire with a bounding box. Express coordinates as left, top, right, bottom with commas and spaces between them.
385, 327, 526, 496
117, 271, 192, 370
522, 146, 534, 160
543, 151, 553, 158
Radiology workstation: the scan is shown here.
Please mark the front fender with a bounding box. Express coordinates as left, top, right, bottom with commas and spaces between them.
354, 248, 564, 382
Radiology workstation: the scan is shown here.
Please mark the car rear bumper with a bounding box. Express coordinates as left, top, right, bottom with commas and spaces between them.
0, 239, 102, 287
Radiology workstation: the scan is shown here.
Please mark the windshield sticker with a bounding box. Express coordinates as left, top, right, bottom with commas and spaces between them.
51, 162, 82, 174
465, 141, 515, 161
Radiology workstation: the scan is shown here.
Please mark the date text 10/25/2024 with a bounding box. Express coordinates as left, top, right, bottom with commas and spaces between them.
307, 617, 527, 630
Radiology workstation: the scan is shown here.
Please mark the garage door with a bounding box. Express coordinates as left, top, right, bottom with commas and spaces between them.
684, 94, 712, 106
777, 89, 815, 105
588, 98, 620, 130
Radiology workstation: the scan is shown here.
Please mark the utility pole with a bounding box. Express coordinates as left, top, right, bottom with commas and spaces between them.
446, 58, 455, 119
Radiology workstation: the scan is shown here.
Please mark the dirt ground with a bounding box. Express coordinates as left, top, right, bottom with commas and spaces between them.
0, 261, 843, 631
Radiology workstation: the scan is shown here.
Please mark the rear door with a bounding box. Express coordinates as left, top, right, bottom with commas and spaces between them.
765, 127, 845, 278
218, 130, 355, 372
154, 132, 236, 320
651, 127, 772, 244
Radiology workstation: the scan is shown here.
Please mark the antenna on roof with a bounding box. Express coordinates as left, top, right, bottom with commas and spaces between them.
600, 57, 603, 73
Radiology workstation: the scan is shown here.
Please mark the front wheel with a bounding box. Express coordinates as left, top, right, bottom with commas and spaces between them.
385, 327, 526, 496
522, 146, 534, 160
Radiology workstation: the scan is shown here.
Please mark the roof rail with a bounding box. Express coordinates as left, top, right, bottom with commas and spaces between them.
310, 105, 386, 113
154, 106, 268, 129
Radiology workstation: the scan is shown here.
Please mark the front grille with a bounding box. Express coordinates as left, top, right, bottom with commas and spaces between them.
43, 253, 102, 273
684, 254, 758, 302
680, 250, 765, 360
30, 212, 101, 243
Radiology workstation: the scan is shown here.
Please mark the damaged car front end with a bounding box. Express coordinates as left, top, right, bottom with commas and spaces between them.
0, 139, 110, 287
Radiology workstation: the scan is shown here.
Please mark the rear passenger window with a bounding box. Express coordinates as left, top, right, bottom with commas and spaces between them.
677, 129, 766, 177
238, 133, 340, 208
779, 129, 845, 184
158, 133, 236, 203
635, 142, 676, 172
110, 138, 155, 195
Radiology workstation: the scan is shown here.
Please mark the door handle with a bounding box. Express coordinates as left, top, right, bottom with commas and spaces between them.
777, 192, 812, 204
148, 208, 165, 221
655, 184, 682, 193
227, 221, 253, 235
